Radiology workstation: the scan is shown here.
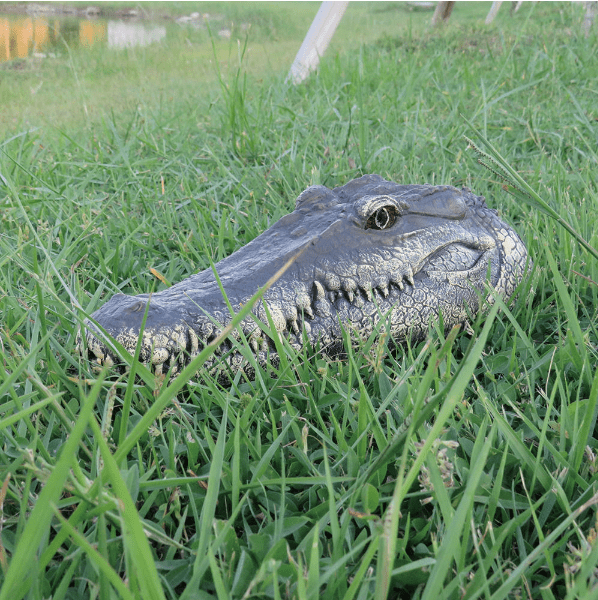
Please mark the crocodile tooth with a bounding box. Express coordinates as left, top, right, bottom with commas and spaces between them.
269, 306, 287, 334
347, 290, 354, 303
104, 355, 114, 368
154, 362, 163, 376
175, 325, 188, 349
89, 337, 105, 362
151, 347, 170, 365
406, 268, 415, 286
304, 305, 314, 319
188, 328, 199, 355
380, 283, 389, 297
328, 291, 336, 303
290, 319, 299, 334
396, 278, 404, 291
364, 287, 372, 302
313, 280, 326, 300
250, 337, 259, 353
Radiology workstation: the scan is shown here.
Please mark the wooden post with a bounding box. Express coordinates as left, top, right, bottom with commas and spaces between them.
584, 1, 597, 37
431, 1, 455, 26
485, 1, 502, 24
511, 1, 523, 15
287, 1, 349, 84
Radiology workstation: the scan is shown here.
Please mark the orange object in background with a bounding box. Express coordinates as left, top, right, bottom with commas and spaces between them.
0, 15, 106, 62
79, 20, 106, 47
15, 17, 33, 57
0, 18, 9, 61
34, 17, 50, 50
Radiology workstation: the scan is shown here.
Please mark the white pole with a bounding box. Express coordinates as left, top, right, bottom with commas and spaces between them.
287, 1, 349, 84
485, 1, 503, 25
584, 1, 597, 37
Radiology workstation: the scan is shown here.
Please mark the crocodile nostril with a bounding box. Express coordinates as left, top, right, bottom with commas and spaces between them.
128, 301, 146, 313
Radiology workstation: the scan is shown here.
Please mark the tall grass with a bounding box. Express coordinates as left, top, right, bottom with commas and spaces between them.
1, 2, 597, 598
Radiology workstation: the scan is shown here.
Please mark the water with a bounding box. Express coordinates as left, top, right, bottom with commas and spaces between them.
0, 13, 166, 62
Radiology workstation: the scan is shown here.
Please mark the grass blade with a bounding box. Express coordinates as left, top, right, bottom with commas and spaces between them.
89, 416, 166, 600
0, 375, 103, 600
463, 117, 598, 261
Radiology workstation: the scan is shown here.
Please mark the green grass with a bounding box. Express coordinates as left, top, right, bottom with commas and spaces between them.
0, 1, 508, 137
1, 1, 598, 598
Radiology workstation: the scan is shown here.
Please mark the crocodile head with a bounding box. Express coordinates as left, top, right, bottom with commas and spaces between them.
80, 174, 530, 379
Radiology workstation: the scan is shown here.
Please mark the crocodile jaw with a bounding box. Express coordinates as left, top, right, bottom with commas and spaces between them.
79, 176, 530, 379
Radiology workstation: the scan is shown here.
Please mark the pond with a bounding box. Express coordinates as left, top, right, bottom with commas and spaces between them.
0, 12, 167, 61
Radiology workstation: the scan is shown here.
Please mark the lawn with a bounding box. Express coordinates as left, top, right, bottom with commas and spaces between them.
1, 1, 598, 598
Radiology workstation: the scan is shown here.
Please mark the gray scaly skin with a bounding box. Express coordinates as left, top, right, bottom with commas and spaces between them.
80, 175, 530, 380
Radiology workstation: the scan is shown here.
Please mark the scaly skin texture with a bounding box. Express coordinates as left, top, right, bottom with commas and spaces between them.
80, 175, 530, 380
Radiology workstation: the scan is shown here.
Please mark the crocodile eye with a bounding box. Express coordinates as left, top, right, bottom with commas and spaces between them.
365, 205, 398, 230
